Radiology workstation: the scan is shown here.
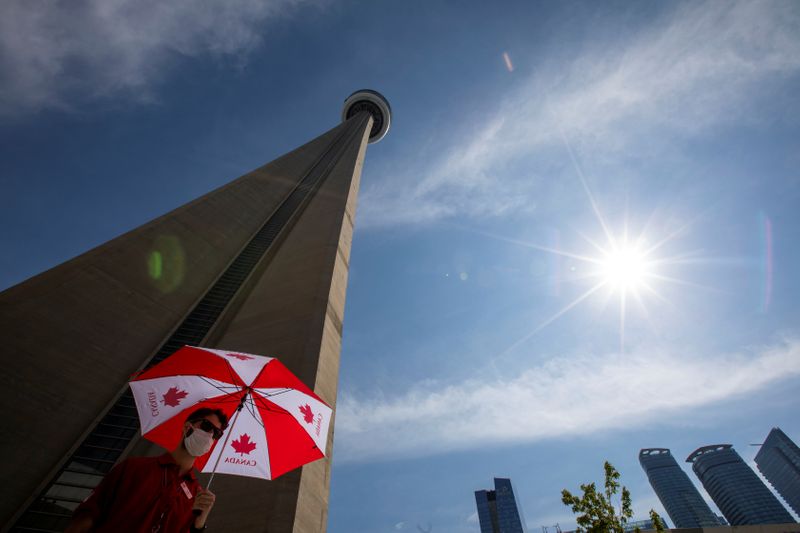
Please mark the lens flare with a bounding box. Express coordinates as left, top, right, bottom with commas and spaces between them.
147, 235, 185, 293
502, 51, 514, 73
148, 251, 163, 280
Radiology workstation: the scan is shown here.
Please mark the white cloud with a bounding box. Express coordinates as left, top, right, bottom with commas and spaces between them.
335, 338, 800, 462
360, 1, 800, 228
0, 0, 311, 114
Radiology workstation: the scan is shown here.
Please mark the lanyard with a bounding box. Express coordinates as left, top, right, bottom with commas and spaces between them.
152, 465, 193, 532
151, 512, 165, 533
152, 468, 173, 532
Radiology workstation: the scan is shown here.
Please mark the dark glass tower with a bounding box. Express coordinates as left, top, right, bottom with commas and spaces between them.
474, 478, 526, 533
687, 444, 795, 525
639, 448, 719, 527
755, 427, 800, 516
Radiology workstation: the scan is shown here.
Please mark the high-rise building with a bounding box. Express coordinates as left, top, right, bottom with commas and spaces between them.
687, 444, 795, 525
474, 478, 527, 533
1, 90, 391, 532
639, 448, 719, 528
755, 427, 800, 516
623, 518, 667, 532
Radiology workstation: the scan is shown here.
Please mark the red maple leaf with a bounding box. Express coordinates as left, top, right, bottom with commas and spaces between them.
299, 404, 314, 424
231, 433, 257, 455
226, 352, 254, 361
161, 387, 189, 407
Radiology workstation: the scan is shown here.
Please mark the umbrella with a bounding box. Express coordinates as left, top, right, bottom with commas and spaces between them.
129, 346, 332, 484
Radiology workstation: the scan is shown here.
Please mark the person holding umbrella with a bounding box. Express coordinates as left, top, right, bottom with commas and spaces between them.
66, 407, 227, 533
68, 345, 333, 531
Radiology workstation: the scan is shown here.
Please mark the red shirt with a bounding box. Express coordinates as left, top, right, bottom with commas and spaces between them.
73, 453, 201, 533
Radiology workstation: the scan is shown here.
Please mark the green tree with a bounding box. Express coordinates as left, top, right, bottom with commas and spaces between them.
649, 509, 666, 533
561, 461, 666, 533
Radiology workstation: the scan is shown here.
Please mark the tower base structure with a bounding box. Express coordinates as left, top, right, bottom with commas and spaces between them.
1, 90, 390, 532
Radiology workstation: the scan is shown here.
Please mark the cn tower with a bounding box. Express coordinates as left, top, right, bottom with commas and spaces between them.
2, 90, 391, 532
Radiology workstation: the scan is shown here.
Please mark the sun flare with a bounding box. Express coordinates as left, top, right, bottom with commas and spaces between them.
599, 245, 649, 291
485, 134, 704, 359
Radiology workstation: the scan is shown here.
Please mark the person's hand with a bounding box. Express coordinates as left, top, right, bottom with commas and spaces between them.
192, 488, 216, 528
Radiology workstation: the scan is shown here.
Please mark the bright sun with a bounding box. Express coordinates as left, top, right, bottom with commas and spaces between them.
487, 137, 697, 357
600, 246, 649, 291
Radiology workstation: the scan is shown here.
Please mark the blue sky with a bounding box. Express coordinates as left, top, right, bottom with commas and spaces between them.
2, 0, 800, 531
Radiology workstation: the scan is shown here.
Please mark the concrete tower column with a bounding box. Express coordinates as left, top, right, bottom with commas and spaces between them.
1, 90, 391, 532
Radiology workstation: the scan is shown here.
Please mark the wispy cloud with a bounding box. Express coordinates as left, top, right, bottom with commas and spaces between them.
335, 338, 800, 462
0, 0, 311, 115
360, 1, 800, 228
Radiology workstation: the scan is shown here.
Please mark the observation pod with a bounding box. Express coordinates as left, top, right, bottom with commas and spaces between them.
342, 89, 391, 143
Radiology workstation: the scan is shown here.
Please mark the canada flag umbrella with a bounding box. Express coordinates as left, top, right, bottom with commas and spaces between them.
128, 346, 332, 483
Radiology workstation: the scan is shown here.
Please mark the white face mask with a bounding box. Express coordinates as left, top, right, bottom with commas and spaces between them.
184, 426, 214, 457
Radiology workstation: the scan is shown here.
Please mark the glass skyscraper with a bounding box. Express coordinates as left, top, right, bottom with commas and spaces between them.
624, 518, 664, 532
755, 427, 800, 516
687, 444, 795, 525
639, 448, 719, 528
474, 478, 526, 533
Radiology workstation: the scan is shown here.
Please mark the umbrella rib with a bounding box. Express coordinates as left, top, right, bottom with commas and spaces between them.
259, 388, 294, 397
250, 390, 296, 415
243, 396, 265, 429
197, 376, 244, 404
251, 393, 276, 410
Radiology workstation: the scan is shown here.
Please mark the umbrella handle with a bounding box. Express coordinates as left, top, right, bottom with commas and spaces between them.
205, 392, 248, 491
